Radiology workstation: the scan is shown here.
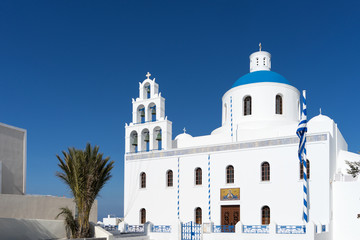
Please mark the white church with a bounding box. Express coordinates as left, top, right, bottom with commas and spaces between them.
123, 46, 360, 240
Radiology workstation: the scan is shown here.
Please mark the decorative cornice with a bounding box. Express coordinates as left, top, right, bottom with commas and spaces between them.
126, 133, 328, 161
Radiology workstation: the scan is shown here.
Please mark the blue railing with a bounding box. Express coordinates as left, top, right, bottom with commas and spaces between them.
125, 225, 144, 233
243, 225, 269, 234
277, 225, 306, 234
182, 221, 201, 240
152, 225, 171, 233
213, 225, 235, 233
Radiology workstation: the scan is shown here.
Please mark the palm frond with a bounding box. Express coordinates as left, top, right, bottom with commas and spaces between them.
56, 207, 78, 238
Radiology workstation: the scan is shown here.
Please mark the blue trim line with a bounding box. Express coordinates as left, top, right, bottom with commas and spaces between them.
177, 157, 180, 219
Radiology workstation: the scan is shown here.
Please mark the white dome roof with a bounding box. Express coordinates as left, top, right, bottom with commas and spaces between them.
175, 132, 193, 141
309, 114, 333, 123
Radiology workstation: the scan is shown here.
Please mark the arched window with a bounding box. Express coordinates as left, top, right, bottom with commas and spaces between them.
141, 129, 150, 152
151, 106, 156, 121
140, 208, 146, 224
144, 83, 150, 99
261, 162, 270, 181
195, 168, 202, 185
276, 95, 283, 114
154, 128, 162, 151
167, 170, 173, 187
148, 103, 156, 122
244, 96, 252, 116
140, 172, 146, 188
130, 131, 138, 153
300, 159, 310, 179
195, 207, 202, 224
138, 106, 145, 123
261, 206, 270, 225
226, 165, 234, 184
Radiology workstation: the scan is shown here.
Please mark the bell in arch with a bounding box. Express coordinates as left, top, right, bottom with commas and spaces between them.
140, 110, 145, 117
156, 131, 162, 141
144, 132, 149, 142
146, 86, 150, 93
151, 107, 156, 115
131, 135, 138, 146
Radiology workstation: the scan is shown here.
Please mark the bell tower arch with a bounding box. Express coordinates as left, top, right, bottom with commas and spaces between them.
125, 72, 172, 154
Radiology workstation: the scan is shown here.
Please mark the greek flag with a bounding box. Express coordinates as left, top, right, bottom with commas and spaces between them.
296, 90, 308, 223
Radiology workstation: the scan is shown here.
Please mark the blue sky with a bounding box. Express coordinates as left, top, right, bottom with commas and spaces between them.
1, 1, 359, 220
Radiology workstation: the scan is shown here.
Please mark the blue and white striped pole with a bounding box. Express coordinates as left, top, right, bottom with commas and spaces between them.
177, 157, 180, 219
208, 155, 211, 221
296, 90, 309, 223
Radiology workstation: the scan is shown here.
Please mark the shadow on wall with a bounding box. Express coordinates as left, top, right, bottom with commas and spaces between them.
1, 164, 23, 195
0, 218, 66, 240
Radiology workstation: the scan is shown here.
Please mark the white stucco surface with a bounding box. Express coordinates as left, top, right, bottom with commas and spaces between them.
123, 49, 360, 240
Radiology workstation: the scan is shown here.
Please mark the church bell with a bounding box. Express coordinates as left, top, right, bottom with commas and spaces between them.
131, 135, 138, 146
144, 133, 149, 142
156, 131, 162, 141
140, 110, 145, 117
151, 107, 156, 115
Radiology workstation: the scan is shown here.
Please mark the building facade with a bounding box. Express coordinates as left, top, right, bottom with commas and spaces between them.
0, 122, 26, 195
124, 48, 360, 240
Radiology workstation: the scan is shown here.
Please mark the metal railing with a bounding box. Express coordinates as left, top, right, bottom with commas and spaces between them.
152, 225, 171, 233
125, 225, 144, 233
243, 225, 269, 234
213, 225, 235, 233
277, 225, 306, 234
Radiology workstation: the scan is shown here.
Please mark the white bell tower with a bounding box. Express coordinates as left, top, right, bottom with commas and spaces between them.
125, 72, 172, 154
249, 43, 271, 72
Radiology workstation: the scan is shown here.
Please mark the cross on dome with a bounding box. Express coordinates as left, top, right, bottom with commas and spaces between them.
146, 72, 151, 79
259, 43, 262, 51
183, 128, 186, 133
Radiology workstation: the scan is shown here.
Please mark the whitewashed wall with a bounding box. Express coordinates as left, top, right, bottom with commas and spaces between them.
124, 132, 332, 226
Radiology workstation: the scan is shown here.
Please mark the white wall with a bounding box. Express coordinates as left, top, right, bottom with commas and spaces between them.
0, 194, 97, 222
333, 180, 360, 240
222, 82, 300, 128
0, 123, 26, 195
124, 133, 331, 226
124, 156, 178, 224
0, 161, 2, 194
0, 218, 66, 240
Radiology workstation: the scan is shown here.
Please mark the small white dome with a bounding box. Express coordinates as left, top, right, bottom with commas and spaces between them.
175, 133, 193, 141
309, 114, 333, 123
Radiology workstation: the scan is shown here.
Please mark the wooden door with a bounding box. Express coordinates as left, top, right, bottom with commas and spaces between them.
221, 205, 240, 232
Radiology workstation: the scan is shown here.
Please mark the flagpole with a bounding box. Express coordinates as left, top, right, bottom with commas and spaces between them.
297, 90, 309, 223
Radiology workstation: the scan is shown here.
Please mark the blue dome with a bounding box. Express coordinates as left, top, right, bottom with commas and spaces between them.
232, 71, 290, 88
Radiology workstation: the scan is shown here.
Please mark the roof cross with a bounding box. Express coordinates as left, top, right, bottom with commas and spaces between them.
146, 72, 151, 79
183, 128, 186, 133
259, 43, 262, 51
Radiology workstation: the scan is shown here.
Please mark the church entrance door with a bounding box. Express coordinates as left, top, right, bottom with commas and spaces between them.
221, 205, 240, 232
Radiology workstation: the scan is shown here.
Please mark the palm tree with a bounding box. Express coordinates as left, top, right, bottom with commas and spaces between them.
56, 143, 114, 238
346, 160, 360, 178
